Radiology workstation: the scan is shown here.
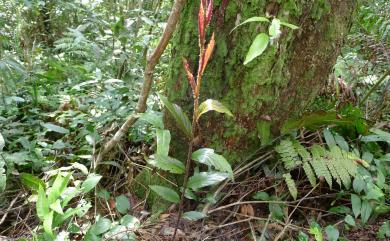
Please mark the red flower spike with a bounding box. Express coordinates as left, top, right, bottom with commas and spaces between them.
198, 0, 206, 47
201, 33, 215, 74
201, 0, 207, 8
206, 0, 213, 27
182, 58, 196, 94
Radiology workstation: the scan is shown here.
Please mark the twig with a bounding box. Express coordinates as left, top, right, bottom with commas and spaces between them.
0, 193, 21, 225
95, 0, 187, 164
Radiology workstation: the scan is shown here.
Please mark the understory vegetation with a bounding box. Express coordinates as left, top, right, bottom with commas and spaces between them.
0, 0, 389, 240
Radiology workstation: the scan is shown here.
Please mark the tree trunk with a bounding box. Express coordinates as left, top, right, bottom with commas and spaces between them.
166, 0, 356, 161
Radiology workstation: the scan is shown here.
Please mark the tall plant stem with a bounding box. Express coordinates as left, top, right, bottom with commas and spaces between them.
172, 97, 199, 241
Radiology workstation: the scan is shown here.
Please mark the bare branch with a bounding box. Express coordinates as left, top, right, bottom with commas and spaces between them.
96, 0, 187, 163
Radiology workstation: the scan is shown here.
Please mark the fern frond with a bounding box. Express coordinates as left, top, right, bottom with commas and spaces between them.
293, 141, 317, 187
330, 146, 352, 189
325, 153, 342, 187
340, 149, 358, 177
275, 140, 299, 170
310, 145, 333, 188
283, 173, 298, 200
302, 161, 317, 187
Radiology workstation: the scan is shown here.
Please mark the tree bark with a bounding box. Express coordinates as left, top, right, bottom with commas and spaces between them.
166, 0, 356, 161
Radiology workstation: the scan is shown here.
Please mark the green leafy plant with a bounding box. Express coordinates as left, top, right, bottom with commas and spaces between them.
23, 168, 101, 240
231, 16, 298, 65
144, 1, 234, 238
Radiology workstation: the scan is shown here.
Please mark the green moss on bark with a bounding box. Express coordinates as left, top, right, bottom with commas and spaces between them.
165, 0, 355, 163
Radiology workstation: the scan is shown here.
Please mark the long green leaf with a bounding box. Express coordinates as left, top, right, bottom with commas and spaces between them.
156, 129, 171, 156
192, 148, 233, 179
148, 154, 185, 174
280, 21, 299, 29
158, 95, 192, 138
197, 99, 233, 121
182, 211, 207, 221
139, 111, 164, 129
20, 173, 45, 191
42, 123, 69, 134
244, 33, 269, 65
48, 172, 72, 204
81, 173, 102, 193
43, 211, 54, 237
37, 186, 50, 220
230, 16, 270, 33
149, 185, 180, 203
187, 172, 229, 190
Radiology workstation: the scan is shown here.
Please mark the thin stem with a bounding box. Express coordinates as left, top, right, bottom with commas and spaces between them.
172, 97, 199, 240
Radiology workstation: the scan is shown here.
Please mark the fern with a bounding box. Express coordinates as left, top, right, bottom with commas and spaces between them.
276, 137, 364, 191
310, 145, 333, 189
275, 140, 299, 170
283, 173, 298, 200
329, 146, 352, 189
294, 141, 317, 187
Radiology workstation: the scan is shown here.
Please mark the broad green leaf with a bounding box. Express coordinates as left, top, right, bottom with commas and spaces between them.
49, 199, 64, 215
37, 186, 50, 219
43, 211, 54, 237
156, 129, 171, 156
230, 16, 270, 33
187, 172, 229, 190
344, 215, 356, 226
309, 221, 323, 241
298, 231, 309, 241
370, 128, 390, 143
197, 99, 233, 120
361, 200, 372, 224
0, 132, 4, 151
54, 203, 91, 226
252, 191, 270, 201
191, 148, 233, 179
116, 195, 131, 214
182, 211, 207, 221
269, 18, 281, 38
48, 172, 72, 203
62, 187, 80, 207
148, 154, 185, 174
351, 194, 361, 218
365, 185, 384, 201
139, 111, 164, 129
158, 95, 192, 138
20, 173, 45, 191
377, 221, 390, 239
42, 123, 69, 134
92, 218, 111, 235
325, 225, 339, 241
120, 215, 140, 229
81, 173, 102, 193
149, 185, 179, 203
280, 21, 299, 29
353, 175, 365, 193
244, 33, 269, 65
269, 203, 285, 220
328, 206, 351, 214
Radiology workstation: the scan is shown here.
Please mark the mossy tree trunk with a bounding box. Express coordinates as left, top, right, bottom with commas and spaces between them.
165, 0, 356, 161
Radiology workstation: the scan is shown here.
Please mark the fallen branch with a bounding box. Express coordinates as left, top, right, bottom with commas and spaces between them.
96, 0, 186, 164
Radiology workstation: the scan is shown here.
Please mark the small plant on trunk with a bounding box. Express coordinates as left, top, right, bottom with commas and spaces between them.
145, 0, 234, 239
